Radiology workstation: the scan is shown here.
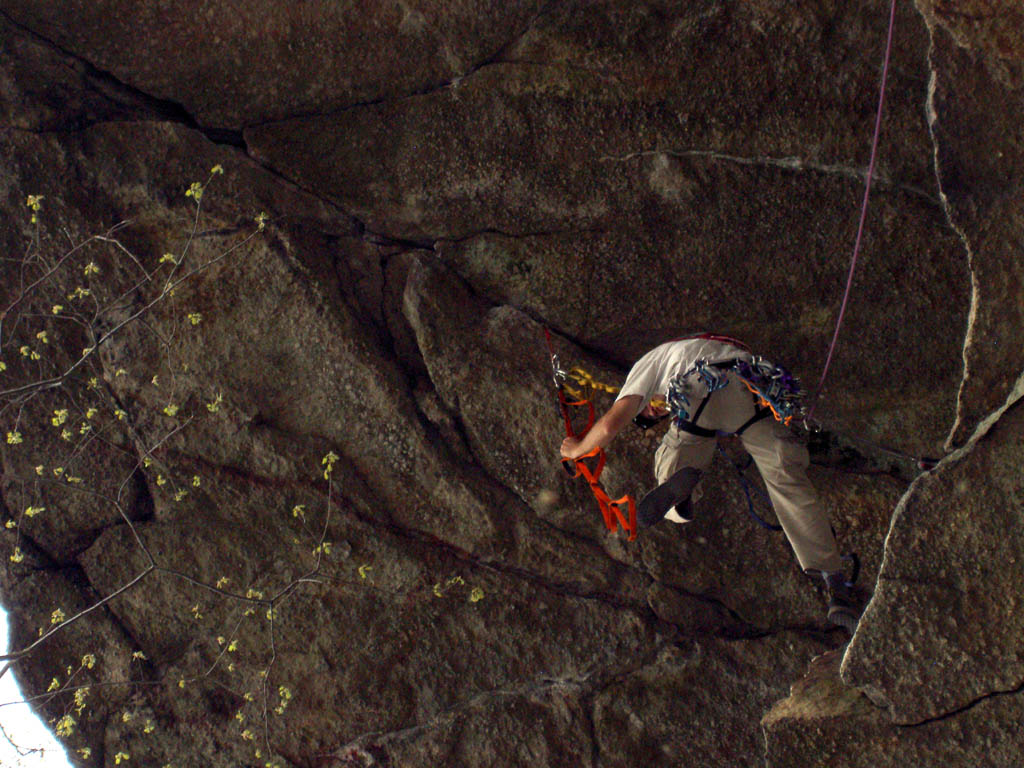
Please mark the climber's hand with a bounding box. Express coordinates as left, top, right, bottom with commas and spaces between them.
560, 436, 585, 460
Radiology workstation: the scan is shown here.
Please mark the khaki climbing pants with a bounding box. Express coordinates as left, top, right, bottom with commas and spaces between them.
653, 372, 844, 574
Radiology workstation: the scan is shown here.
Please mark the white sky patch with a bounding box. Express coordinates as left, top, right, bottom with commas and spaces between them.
0, 609, 72, 767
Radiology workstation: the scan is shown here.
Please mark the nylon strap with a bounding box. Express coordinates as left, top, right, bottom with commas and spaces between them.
674, 363, 771, 439
545, 329, 638, 541
734, 406, 771, 435
671, 332, 752, 353
557, 389, 638, 541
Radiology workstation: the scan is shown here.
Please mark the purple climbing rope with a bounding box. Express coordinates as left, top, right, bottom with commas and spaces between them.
807, 0, 898, 422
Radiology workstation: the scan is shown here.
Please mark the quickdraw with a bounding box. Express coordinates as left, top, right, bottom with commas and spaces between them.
544, 329, 637, 541
695, 359, 730, 394
666, 372, 692, 423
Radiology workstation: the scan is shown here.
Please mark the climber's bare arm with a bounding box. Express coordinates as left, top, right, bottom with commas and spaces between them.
560, 395, 643, 460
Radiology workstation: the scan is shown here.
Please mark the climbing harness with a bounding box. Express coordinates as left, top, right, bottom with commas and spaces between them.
667, 355, 803, 438
546, 335, 868, 586
545, 335, 801, 538
544, 329, 637, 541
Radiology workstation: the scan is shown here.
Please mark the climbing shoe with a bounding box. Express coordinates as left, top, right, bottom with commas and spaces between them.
637, 467, 702, 528
824, 571, 860, 633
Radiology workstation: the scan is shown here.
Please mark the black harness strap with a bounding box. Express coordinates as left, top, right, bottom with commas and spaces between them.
677, 391, 718, 438
676, 383, 771, 440
734, 405, 771, 435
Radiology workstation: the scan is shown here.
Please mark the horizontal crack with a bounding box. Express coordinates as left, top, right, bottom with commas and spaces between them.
244, 1, 559, 133
899, 677, 1024, 729
436, 224, 608, 245
150, 430, 653, 616
601, 148, 941, 205
331, 678, 595, 764
331, 622, 835, 764
362, 228, 435, 251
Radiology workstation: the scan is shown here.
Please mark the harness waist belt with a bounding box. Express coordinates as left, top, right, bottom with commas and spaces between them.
677, 404, 771, 438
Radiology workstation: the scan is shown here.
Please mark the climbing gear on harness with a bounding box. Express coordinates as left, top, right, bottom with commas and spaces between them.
666, 372, 693, 424
637, 466, 702, 528
544, 329, 637, 541
558, 333, 749, 431
733, 357, 806, 426
695, 359, 730, 394
668, 356, 806, 437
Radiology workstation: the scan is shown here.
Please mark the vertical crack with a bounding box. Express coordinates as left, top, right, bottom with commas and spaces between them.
918, 12, 978, 451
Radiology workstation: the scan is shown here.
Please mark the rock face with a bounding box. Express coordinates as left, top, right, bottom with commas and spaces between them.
763, 649, 1024, 767
0, 1, 1020, 767
840, 384, 1024, 725
762, 1, 1024, 765
916, 0, 1024, 448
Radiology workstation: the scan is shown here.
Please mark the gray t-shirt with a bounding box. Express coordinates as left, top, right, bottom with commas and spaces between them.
615, 338, 751, 415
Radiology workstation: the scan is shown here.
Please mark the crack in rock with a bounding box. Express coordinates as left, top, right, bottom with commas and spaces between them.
0, 9, 244, 146
436, 224, 608, 245
145, 436, 651, 618
921, 25, 980, 452
331, 631, 666, 763
898, 677, 1024, 729
332, 676, 596, 763
4, 11, 456, 257
241, 0, 561, 134
600, 148, 941, 204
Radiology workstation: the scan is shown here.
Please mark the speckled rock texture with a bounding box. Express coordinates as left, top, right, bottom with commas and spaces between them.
915, 0, 1024, 448
764, 649, 1024, 767
840, 382, 1024, 725
0, 1, 1020, 766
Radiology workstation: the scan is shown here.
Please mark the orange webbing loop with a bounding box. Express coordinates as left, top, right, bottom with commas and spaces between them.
544, 327, 637, 541
740, 380, 794, 427
557, 392, 638, 541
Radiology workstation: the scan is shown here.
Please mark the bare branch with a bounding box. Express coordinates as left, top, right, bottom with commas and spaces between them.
0, 566, 154, 663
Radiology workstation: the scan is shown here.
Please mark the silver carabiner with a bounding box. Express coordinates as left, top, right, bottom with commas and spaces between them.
549, 353, 567, 388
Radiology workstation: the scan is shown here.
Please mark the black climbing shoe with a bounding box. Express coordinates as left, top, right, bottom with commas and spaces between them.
824, 572, 860, 633
637, 467, 703, 528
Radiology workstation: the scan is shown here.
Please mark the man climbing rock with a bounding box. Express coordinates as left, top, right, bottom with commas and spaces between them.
558, 335, 860, 632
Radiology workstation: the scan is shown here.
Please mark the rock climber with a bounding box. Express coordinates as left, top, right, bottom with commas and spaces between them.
558, 335, 859, 631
